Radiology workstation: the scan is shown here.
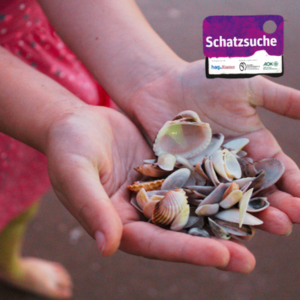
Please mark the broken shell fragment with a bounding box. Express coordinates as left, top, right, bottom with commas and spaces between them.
222, 182, 240, 200
127, 179, 164, 193
215, 208, 263, 226
143, 200, 159, 219
153, 111, 212, 159
161, 168, 191, 190
213, 219, 254, 238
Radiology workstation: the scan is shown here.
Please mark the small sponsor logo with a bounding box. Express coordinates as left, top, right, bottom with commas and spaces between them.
239, 62, 247, 71
263, 61, 279, 70
211, 65, 222, 70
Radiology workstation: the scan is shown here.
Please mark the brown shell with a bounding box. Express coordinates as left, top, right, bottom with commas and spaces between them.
127, 179, 164, 193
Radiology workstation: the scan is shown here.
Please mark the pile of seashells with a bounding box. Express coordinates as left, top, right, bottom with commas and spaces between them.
128, 111, 284, 240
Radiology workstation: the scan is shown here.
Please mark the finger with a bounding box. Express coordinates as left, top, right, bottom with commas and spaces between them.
121, 222, 229, 268
217, 239, 256, 274
49, 154, 123, 257
274, 152, 300, 198
262, 189, 300, 224
255, 206, 293, 236
250, 76, 300, 119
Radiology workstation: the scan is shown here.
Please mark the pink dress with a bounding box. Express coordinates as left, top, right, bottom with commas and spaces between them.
0, 0, 113, 232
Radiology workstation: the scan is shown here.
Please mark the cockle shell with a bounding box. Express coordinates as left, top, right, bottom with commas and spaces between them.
153, 111, 212, 159
212, 149, 242, 181
127, 179, 164, 193
170, 204, 190, 231
143, 200, 159, 219
152, 189, 188, 226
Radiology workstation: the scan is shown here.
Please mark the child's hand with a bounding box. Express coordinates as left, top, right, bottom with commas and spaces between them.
128, 60, 299, 238
45, 106, 255, 273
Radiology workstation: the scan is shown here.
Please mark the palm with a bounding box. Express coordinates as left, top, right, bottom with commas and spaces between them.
129, 59, 300, 245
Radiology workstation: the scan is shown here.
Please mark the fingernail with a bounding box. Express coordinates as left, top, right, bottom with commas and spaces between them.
284, 228, 293, 237
95, 231, 106, 255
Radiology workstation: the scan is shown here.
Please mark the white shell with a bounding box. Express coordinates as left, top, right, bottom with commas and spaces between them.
153, 111, 212, 159
239, 188, 253, 227
223, 138, 249, 153
219, 190, 243, 209
212, 149, 242, 181
215, 208, 263, 226
161, 168, 191, 190
136, 188, 150, 209
158, 153, 176, 171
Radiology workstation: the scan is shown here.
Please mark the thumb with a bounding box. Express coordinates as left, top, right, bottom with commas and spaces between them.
250, 76, 300, 119
48, 155, 123, 257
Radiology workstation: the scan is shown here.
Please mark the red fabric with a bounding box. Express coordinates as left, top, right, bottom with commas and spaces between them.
0, 0, 113, 231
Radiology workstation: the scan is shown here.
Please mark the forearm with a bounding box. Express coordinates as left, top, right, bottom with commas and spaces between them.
0, 47, 85, 153
37, 0, 185, 117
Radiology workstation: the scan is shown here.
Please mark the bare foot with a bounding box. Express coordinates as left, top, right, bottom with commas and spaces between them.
0, 258, 73, 299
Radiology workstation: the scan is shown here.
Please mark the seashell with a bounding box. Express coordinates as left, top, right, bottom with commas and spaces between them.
252, 158, 285, 195
236, 150, 247, 158
215, 208, 263, 226
233, 177, 254, 188
130, 196, 143, 213
143, 200, 159, 219
183, 189, 206, 199
204, 156, 220, 186
219, 190, 243, 209
161, 168, 191, 190
146, 190, 168, 198
223, 138, 249, 153
144, 159, 156, 164
247, 197, 269, 213
189, 133, 224, 165
240, 181, 252, 193
135, 163, 172, 178
195, 161, 210, 181
184, 216, 204, 229
238, 158, 257, 177
208, 218, 231, 240
171, 204, 190, 231
153, 111, 212, 159
249, 170, 266, 191
136, 188, 150, 209
200, 183, 228, 206
152, 189, 188, 226
185, 185, 215, 196
150, 195, 164, 201
212, 149, 242, 181
239, 188, 253, 227
127, 179, 164, 193
213, 219, 254, 238
187, 198, 203, 206
184, 173, 197, 186
222, 182, 239, 200
158, 153, 176, 171
195, 203, 219, 216
188, 227, 210, 238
